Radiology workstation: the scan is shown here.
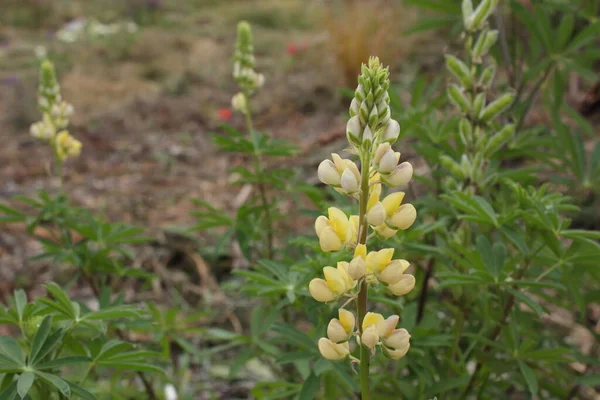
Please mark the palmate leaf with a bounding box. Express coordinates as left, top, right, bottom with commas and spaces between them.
28, 316, 52, 365
0, 338, 24, 367
35, 356, 91, 370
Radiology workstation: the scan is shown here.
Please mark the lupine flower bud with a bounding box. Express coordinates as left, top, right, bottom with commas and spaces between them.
384, 343, 410, 360
374, 143, 390, 164
462, 0, 473, 28
384, 162, 413, 186
328, 319, 350, 343
30, 114, 55, 141
379, 259, 410, 285
338, 309, 355, 334
317, 160, 341, 186
445, 54, 472, 89
233, 21, 264, 93
51, 101, 74, 129
348, 256, 366, 281
361, 325, 379, 349
383, 328, 410, 351
378, 149, 399, 174
340, 168, 359, 193
479, 92, 515, 123
231, 92, 248, 114
366, 202, 386, 226
346, 115, 362, 147
382, 119, 400, 143
38, 59, 61, 113
472, 29, 498, 60
374, 223, 397, 239
362, 125, 373, 146
388, 274, 416, 296
388, 204, 417, 230
484, 124, 515, 157
309, 279, 335, 302
318, 338, 350, 360
366, 248, 395, 276
448, 84, 471, 114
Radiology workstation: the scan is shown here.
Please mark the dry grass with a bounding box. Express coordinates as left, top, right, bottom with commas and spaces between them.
323, 0, 420, 87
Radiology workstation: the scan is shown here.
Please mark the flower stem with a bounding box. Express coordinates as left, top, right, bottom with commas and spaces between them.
356, 150, 371, 400
243, 93, 274, 259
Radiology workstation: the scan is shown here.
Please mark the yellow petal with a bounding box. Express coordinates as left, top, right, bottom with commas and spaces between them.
336, 262, 355, 290
384, 342, 410, 359
327, 319, 349, 343
376, 315, 399, 337
362, 312, 385, 331
328, 207, 349, 241
382, 192, 405, 216
318, 338, 349, 360
389, 204, 417, 230
366, 248, 395, 273
354, 244, 367, 258
338, 309, 355, 333
309, 279, 335, 302
388, 275, 416, 296
383, 328, 410, 349
331, 153, 345, 172
323, 266, 346, 294
318, 226, 342, 252
348, 215, 359, 244
367, 182, 382, 210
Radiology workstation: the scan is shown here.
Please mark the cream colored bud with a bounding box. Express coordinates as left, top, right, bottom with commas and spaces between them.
379, 260, 410, 285
382, 119, 400, 143
361, 325, 379, 349
389, 204, 417, 230
378, 149, 399, 173
346, 115, 362, 144
327, 319, 349, 343
388, 274, 416, 296
318, 226, 343, 252
350, 98, 360, 117
318, 160, 341, 186
315, 215, 329, 236
309, 279, 335, 302
374, 224, 398, 239
348, 256, 366, 280
383, 328, 410, 350
340, 168, 359, 193
231, 92, 247, 114
318, 338, 350, 360
362, 125, 373, 144
366, 202, 386, 226
374, 143, 391, 163
385, 162, 413, 186
385, 344, 410, 360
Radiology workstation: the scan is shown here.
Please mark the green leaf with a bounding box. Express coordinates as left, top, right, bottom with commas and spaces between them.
518, 360, 538, 396
298, 372, 320, 400
34, 371, 70, 397
0, 381, 18, 400
0, 338, 24, 366
35, 356, 91, 370
507, 289, 545, 317
81, 306, 142, 321
271, 324, 315, 351
567, 20, 600, 52
29, 316, 52, 365
42, 283, 76, 319
30, 330, 64, 365
16, 372, 34, 399
13, 292, 27, 323
67, 381, 97, 400
577, 374, 600, 387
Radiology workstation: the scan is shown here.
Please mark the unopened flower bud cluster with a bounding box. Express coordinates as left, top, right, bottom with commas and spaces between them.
311, 57, 416, 363
30, 60, 81, 162
444, 0, 515, 190
232, 21, 264, 108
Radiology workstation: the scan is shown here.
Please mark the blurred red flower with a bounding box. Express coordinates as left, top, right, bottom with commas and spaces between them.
218, 108, 233, 121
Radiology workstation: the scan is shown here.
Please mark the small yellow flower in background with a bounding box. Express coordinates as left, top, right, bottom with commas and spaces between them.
55, 131, 82, 161
231, 92, 248, 114
30, 114, 56, 141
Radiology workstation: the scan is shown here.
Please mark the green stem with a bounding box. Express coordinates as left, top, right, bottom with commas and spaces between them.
244, 93, 274, 259
356, 150, 371, 400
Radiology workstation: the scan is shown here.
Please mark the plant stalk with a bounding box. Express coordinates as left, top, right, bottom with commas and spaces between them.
244, 93, 274, 259
356, 150, 371, 400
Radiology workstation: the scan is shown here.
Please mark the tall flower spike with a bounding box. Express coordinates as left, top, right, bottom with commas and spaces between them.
38, 59, 61, 113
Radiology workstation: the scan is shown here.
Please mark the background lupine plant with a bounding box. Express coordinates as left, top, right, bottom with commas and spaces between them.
29, 60, 81, 185
310, 57, 417, 399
